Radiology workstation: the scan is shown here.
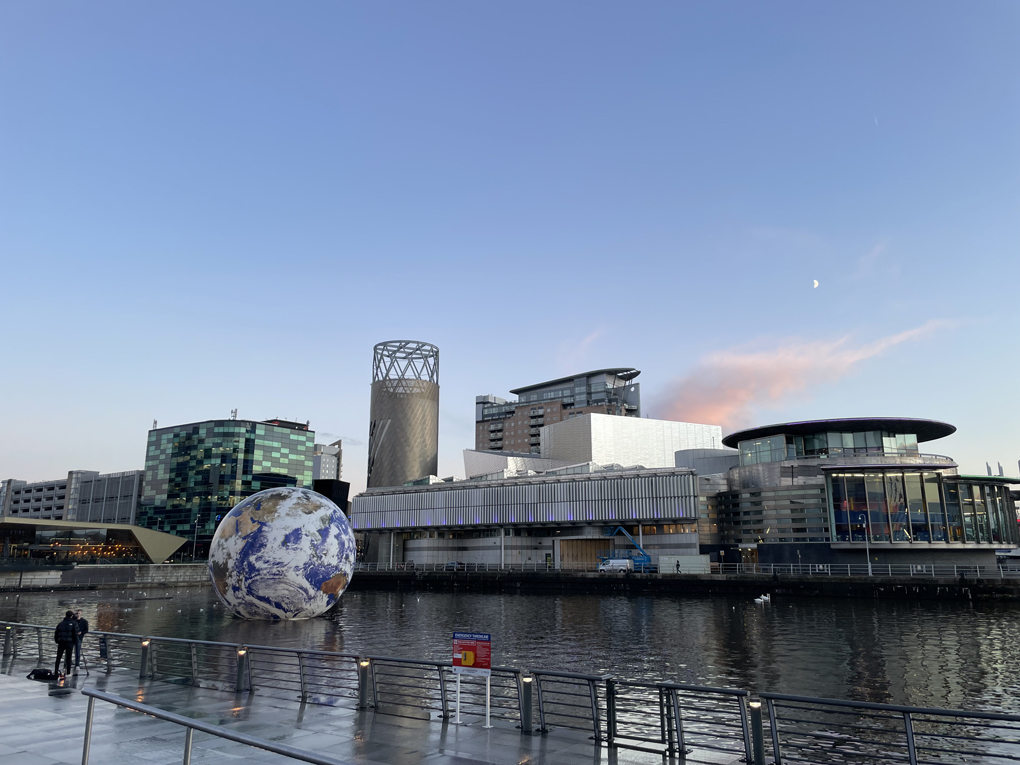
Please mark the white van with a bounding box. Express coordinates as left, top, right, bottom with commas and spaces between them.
598, 559, 633, 573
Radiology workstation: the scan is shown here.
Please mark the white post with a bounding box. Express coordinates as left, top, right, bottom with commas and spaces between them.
389, 532, 395, 569
456, 673, 461, 724
484, 675, 492, 728
500, 529, 505, 569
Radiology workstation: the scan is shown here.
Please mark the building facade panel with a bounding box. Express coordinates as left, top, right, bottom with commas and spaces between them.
139, 418, 314, 555
352, 468, 699, 531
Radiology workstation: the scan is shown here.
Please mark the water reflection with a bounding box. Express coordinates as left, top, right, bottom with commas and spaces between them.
2, 589, 1018, 713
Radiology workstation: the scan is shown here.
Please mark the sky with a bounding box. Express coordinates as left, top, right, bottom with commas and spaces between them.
1, 1, 1018, 496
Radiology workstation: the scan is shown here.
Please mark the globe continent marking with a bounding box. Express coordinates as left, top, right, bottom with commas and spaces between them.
208, 487, 356, 620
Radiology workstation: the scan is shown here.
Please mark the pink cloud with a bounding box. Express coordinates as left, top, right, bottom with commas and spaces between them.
654, 321, 948, 430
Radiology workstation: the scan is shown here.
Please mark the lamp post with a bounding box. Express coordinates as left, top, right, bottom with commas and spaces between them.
192, 519, 199, 562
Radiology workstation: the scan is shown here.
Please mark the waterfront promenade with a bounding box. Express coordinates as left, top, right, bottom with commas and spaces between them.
0, 659, 683, 765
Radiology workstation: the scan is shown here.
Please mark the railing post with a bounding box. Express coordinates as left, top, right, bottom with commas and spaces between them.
37, 627, 44, 661
81, 694, 95, 765
766, 698, 782, 765
437, 664, 449, 719
604, 678, 616, 745
2, 625, 11, 658
235, 647, 248, 692
190, 644, 198, 686
738, 696, 753, 764
358, 658, 370, 709
139, 639, 151, 679
370, 658, 379, 708
297, 653, 308, 702
671, 688, 686, 762
749, 700, 766, 765
182, 726, 193, 765
534, 675, 547, 732
520, 674, 534, 735
903, 711, 918, 765
588, 679, 602, 741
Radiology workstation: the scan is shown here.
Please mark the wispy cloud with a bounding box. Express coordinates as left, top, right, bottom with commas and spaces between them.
654, 321, 950, 430
556, 329, 603, 373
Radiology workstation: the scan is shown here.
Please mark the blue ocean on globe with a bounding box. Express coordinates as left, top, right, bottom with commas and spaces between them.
208, 487, 357, 620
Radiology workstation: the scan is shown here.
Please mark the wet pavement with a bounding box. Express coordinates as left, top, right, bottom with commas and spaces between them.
0, 655, 729, 765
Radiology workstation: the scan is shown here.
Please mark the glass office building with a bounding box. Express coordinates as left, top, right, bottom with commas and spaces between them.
139, 418, 314, 557
717, 418, 1019, 565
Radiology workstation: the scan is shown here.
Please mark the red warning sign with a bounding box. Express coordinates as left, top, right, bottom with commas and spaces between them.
452, 632, 491, 677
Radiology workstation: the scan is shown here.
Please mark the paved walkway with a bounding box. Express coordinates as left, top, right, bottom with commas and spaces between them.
0, 654, 720, 765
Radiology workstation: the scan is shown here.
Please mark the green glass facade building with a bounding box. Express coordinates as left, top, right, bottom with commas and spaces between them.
139, 419, 315, 557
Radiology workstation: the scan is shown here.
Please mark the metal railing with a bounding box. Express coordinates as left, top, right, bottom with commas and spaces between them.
716, 562, 1020, 579
607, 679, 753, 762
80, 688, 350, 765
6, 620, 1020, 764
530, 670, 610, 739
762, 692, 1020, 765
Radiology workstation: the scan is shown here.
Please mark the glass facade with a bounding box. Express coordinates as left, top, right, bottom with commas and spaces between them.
716, 487, 830, 544
739, 431, 920, 466
139, 420, 314, 554
829, 472, 1018, 546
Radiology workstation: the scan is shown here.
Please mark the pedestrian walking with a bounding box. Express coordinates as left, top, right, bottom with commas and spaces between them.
675, 560, 681, 574
54, 610, 77, 677
74, 609, 89, 669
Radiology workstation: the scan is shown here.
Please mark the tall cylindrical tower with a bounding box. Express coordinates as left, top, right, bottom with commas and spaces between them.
367, 340, 440, 488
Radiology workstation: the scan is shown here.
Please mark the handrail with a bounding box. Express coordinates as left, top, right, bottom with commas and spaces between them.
80, 688, 351, 765
760, 691, 1020, 722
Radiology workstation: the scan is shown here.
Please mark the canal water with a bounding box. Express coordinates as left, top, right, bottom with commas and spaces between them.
3, 587, 1018, 714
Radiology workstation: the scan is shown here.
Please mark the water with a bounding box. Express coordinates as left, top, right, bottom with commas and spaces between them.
4, 587, 1019, 714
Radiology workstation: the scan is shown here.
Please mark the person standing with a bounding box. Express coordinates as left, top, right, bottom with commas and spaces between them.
54, 610, 78, 677
74, 609, 89, 669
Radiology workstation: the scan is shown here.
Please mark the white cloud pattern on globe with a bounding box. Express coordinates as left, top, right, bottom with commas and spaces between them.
208, 487, 356, 620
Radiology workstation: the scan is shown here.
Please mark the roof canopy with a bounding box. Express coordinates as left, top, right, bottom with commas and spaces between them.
510, 368, 640, 395
0, 518, 186, 563
722, 418, 956, 449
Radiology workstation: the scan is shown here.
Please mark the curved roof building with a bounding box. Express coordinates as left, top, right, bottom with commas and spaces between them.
706, 417, 1017, 568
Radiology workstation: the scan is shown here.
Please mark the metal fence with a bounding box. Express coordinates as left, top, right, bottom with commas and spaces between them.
6, 620, 1020, 764
355, 561, 1020, 579
762, 692, 1020, 765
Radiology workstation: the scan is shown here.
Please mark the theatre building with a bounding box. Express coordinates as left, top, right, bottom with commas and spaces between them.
713, 418, 1018, 566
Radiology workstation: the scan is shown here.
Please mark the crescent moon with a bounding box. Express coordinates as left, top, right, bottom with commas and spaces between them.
813, 280, 819, 288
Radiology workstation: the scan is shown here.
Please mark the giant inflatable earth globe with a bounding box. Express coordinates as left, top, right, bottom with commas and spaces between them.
208, 487, 356, 620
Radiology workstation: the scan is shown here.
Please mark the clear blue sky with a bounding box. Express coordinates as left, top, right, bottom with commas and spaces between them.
2, 1, 1018, 495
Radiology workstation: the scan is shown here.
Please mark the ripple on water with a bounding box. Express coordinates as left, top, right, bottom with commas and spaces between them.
2, 588, 1018, 712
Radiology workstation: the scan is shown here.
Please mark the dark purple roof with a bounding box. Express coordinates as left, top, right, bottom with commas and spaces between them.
721, 418, 956, 449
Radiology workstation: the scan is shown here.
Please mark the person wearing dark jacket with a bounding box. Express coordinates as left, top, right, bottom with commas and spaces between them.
74, 609, 89, 668
54, 611, 78, 676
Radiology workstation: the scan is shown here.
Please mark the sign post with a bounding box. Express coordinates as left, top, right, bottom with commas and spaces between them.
452, 632, 492, 728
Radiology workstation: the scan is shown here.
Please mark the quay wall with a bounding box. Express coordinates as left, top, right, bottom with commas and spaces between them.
0, 563, 210, 592
347, 569, 1020, 601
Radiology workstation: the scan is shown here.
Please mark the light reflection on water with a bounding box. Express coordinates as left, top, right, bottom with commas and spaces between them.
2, 587, 1018, 713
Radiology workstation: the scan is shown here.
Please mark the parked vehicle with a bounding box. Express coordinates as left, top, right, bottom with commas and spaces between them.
598, 558, 633, 573
444, 561, 465, 571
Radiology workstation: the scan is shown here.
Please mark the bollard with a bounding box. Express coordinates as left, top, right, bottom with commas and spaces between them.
139, 639, 151, 679
749, 700, 766, 765
235, 648, 248, 692
358, 659, 370, 709
2, 626, 12, 658
521, 675, 533, 735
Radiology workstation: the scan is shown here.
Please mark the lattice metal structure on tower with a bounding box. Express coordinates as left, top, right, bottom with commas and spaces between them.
367, 341, 440, 489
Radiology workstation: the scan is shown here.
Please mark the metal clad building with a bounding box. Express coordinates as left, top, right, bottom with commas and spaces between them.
353, 467, 699, 531
367, 341, 440, 488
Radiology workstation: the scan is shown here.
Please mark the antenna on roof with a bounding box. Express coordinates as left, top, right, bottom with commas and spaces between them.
152, 419, 157, 430
230, 409, 237, 420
